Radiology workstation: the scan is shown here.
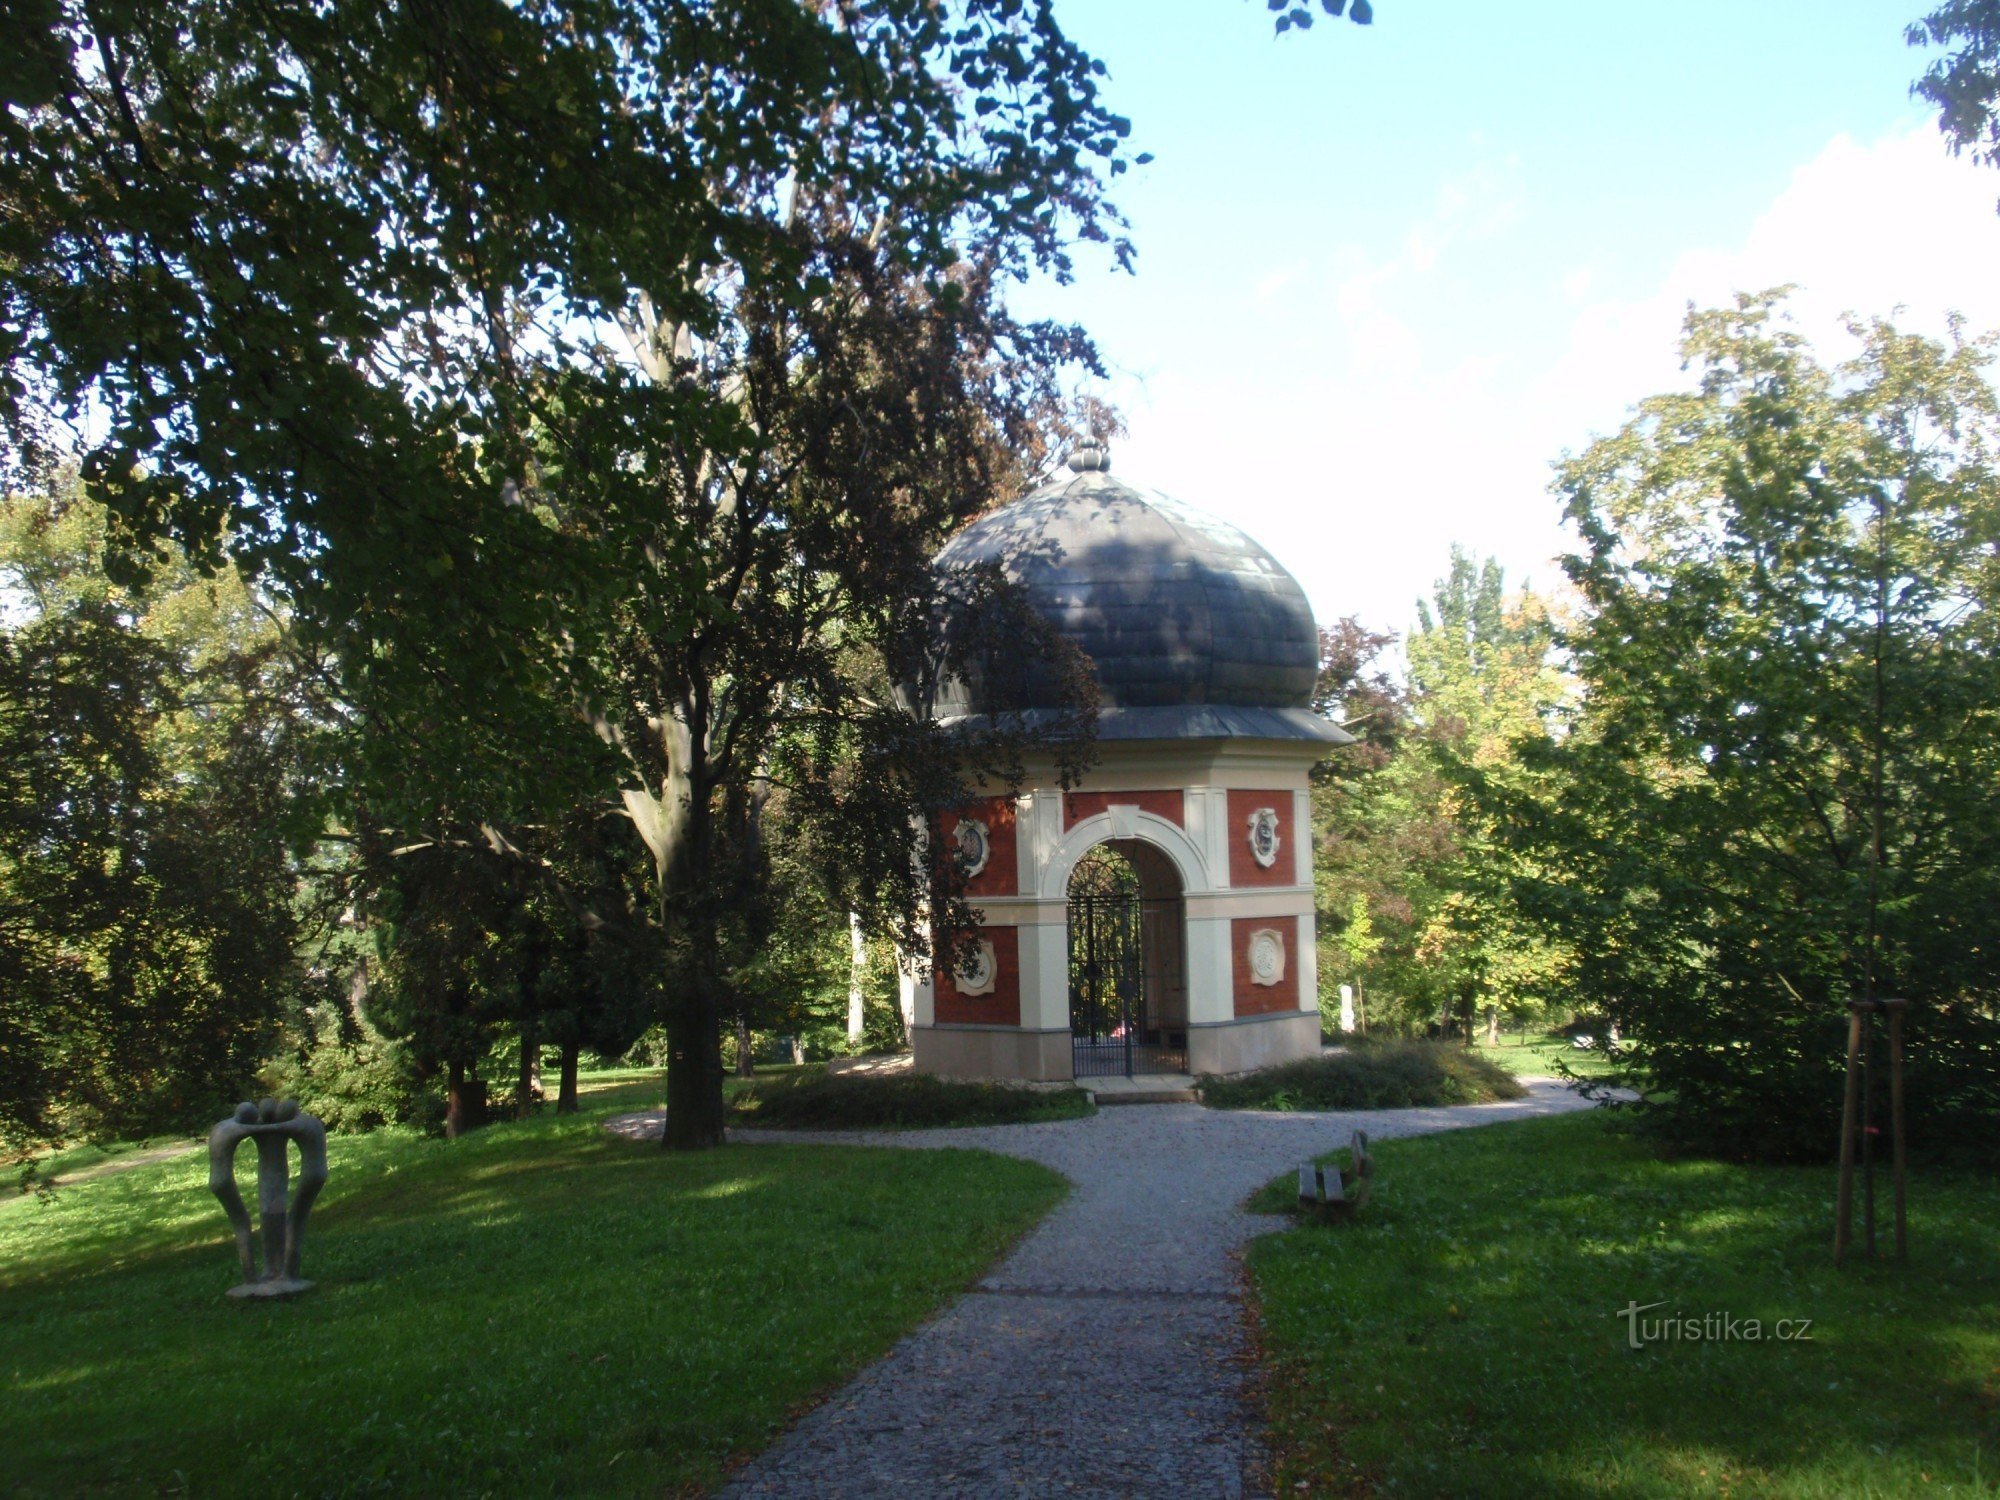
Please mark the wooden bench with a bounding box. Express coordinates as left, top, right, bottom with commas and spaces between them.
1298, 1128, 1373, 1219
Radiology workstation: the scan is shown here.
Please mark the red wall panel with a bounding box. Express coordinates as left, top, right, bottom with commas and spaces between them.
939, 796, 1018, 898
1226, 788, 1295, 889
934, 925, 1021, 1026
1232, 915, 1301, 1017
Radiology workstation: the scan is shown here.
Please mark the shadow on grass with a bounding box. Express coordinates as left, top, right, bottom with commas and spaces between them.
1249, 1110, 2000, 1499
729, 1070, 1094, 1129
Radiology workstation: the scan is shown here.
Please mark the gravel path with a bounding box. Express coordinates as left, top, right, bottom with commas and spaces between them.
607, 1081, 1596, 1499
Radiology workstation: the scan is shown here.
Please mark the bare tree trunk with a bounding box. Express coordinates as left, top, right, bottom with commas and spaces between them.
446, 1059, 486, 1139
734, 1011, 755, 1078
346, 958, 370, 1024
847, 911, 866, 1045
1483, 1005, 1501, 1047
516, 1014, 538, 1120
557, 1039, 580, 1114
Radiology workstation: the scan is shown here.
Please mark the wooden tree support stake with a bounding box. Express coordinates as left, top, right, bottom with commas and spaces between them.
1835, 998, 1910, 1266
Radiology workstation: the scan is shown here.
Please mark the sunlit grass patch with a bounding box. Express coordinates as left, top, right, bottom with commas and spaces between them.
0, 1089, 1064, 1496
1248, 1110, 2000, 1498
1471, 1030, 1622, 1080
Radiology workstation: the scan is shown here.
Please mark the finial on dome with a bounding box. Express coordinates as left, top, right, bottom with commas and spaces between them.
1065, 439, 1110, 473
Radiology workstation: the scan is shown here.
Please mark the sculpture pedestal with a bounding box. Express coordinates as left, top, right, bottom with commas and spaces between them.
227, 1277, 314, 1300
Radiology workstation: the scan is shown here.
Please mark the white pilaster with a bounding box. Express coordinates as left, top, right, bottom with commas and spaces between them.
1014, 791, 1039, 894
904, 959, 934, 1029
1185, 915, 1235, 1025
1293, 787, 1313, 888
1019, 920, 1070, 1030
1202, 787, 1230, 889
1296, 907, 1320, 1017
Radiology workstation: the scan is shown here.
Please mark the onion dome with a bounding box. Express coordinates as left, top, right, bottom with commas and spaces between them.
932, 442, 1349, 744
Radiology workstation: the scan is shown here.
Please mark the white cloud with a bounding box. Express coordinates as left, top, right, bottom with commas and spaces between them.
1108, 125, 2000, 638
1541, 126, 2000, 451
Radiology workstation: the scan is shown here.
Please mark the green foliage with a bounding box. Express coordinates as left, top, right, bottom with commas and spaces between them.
730, 1070, 1094, 1130
0, 1103, 1065, 1495
1, 0, 1131, 1153
0, 479, 307, 1148
1249, 1110, 2000, 1497
0, 0, 1136, 627
1312, 555, 1573, 1040
1199, 1039, 1526, 1111
1910, 1, 2000, 180
264, 981, 440, 1136
350, 810, 661, 1131
1495, 293, 2000, 1162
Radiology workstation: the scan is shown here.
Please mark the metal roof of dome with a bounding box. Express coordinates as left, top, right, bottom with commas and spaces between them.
933, 443, 1349, 745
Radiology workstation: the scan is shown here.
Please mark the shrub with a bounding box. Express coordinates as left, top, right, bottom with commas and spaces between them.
1200, 1039, 1527, 1112
266, 997, 444, 1135
730, 1071, 1093, 1130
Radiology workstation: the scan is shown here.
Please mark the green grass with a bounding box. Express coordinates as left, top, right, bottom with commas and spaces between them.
9, 1133, 200, 1190
1248, 1109, 2000, 1498
4, 1066, 698, 1191
1201, 1039, 1527, 1112
1472, 1030, 1622, 1081
730, 1069, 1095, 1130
0, 1087, 1065, 1496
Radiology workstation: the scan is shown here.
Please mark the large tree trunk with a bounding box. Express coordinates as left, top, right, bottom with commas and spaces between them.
627, 706, 730, 1150
662, 979, 728, 1149
557, 1039, 580, 1114
1483, 1005, 1501, 1047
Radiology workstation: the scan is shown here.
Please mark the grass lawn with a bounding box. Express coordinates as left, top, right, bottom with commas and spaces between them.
1249, 1110, 2000, 1498
1470, 1030, 1621, 1080
567, 1061, 815, 1115
0, 1087, 1064, 1496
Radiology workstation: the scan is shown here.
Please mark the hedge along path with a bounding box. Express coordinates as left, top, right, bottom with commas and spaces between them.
607, 1079, 1597, 1498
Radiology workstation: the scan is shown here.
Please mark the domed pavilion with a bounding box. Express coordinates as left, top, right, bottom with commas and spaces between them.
906, 441, 1350, 1082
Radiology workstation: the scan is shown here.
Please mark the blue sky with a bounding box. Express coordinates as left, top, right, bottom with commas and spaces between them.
1012, 0, 2000, 638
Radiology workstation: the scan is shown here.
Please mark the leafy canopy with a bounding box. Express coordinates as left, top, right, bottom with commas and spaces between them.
1495, 291, 2000, 1161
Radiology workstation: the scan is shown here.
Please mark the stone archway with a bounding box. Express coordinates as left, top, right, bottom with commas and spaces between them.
1066, 840, 1190, 1077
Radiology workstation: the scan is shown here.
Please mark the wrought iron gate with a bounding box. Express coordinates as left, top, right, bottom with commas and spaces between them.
1069, 890, 1189, 1078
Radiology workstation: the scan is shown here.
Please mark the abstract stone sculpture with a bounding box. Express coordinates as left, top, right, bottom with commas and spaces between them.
208, 1098, 328, 1299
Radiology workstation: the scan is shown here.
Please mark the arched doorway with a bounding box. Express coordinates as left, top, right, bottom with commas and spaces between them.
1067, 842, 1189, 1077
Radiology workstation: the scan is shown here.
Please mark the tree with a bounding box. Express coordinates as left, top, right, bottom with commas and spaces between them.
1499, 292, 2000, 1161
2, 2, 1127, 1148
1311, 557, 1571, 1040
1910, 1, 2000, 188
0, 474, 310, 1146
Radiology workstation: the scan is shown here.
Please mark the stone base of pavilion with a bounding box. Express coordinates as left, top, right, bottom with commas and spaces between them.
912, 1009, 1319, 1083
